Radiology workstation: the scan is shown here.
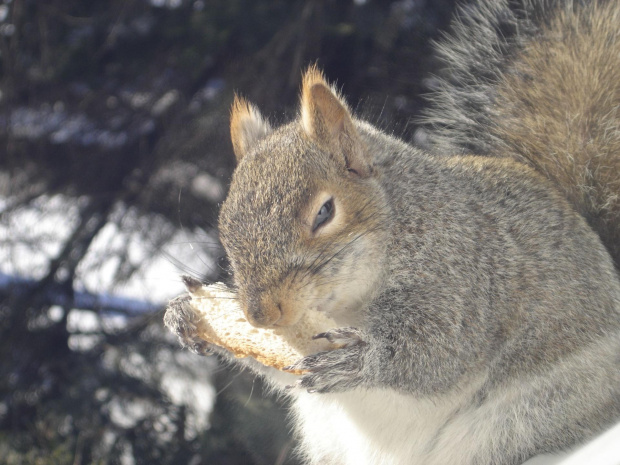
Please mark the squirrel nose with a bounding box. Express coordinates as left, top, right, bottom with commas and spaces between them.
246, 294, 282, 327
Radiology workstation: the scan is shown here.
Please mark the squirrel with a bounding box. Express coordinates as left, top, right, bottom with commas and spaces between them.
170, 0, 620, 464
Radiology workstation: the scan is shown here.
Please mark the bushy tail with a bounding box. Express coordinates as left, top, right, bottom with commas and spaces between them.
424, 0, 620, 269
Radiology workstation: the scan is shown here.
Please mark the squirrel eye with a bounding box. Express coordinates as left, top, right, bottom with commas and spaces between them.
313, 199, 334, 231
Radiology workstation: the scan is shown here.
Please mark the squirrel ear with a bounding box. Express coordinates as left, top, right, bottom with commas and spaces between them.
230, 95, 272, 163
300, 66, 371, 177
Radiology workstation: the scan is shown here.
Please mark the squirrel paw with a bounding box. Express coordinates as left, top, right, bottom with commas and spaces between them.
164, 294, 217, 356
286, 327, 368, 393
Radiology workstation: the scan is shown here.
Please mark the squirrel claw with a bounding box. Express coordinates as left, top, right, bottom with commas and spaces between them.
312, 327, 365, 347
285, 379, 304, 390
164, 294, 221, 357
181, 275, 204, 293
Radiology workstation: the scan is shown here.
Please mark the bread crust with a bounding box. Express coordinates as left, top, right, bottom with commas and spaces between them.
179, 283, 337, 372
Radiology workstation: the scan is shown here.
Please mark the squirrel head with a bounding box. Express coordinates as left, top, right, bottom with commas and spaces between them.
219, 66, 389, 327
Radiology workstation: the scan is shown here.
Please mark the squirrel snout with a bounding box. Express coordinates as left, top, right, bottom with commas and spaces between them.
245, 293, 283, 327
244, 289, 302, 327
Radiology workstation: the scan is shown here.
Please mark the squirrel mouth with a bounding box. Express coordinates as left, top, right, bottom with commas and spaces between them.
273, 293, 336, 327
272, 304, 304, 327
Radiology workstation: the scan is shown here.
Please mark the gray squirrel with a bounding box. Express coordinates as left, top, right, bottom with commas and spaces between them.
168, 0, 620, 463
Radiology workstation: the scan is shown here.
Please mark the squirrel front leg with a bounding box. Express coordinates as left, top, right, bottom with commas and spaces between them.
287, 290, 479, 395
286, 327, 371, 393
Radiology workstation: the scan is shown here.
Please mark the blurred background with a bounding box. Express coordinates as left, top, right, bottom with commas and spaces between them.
0, 0, 459, 463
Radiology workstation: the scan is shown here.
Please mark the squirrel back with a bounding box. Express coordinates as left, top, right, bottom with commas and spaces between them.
424, 0, 620, 269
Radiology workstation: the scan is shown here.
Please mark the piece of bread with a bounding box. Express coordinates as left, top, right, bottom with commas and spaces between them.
167, 281, 337, 372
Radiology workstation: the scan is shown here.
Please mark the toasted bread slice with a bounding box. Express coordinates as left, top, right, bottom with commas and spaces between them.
165, 281, 337, 372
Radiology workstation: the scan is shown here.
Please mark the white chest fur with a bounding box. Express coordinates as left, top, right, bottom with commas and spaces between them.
289, 384, 485, 465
